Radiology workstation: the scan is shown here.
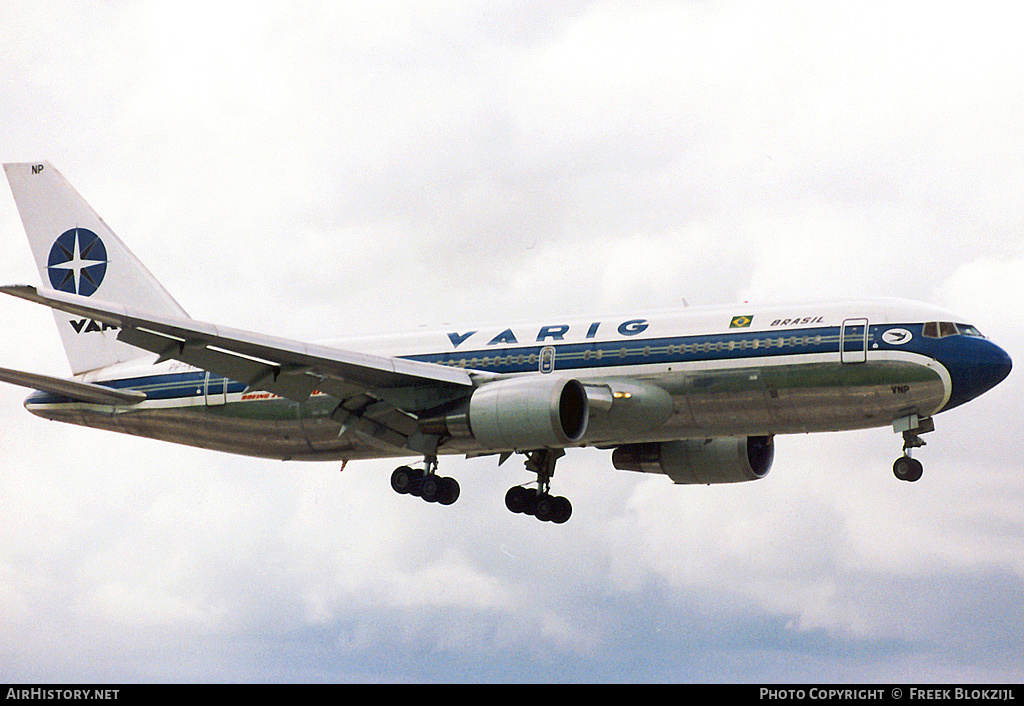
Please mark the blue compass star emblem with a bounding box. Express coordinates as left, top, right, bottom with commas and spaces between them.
47, 228, 108, 297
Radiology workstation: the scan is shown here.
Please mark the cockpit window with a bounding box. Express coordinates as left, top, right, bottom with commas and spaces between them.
922, 322, 984, 339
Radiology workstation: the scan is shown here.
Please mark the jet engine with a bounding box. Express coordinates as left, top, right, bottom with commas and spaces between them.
611, 436, 774, 484
426, 376, 590, 450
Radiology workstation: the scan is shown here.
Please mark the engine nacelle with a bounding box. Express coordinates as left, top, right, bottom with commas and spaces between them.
611, 436, 774, 484
433, 376, 590, 450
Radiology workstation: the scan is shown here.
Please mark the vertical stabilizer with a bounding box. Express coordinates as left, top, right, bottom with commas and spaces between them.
3, 161, 189, 374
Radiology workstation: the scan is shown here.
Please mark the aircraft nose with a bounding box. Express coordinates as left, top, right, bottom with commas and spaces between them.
945, 338, 1012, 410
986, 341, 1013, 388
971, 339, 1012, 394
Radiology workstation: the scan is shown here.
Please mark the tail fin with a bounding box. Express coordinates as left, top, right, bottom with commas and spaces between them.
4, 161, 189, 374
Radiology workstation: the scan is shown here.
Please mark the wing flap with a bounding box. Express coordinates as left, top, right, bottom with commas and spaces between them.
118, 325, 320, 402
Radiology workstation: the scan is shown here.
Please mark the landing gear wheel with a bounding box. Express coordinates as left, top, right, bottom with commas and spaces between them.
420, 474, 442, 502
533, 493, 557, 522
893, 456, 923, 482
505, 486, 534, 514
391, 465, 421, 494
551, 495, 572, 524
534, 494, 572, 524
437, 476, 460, 506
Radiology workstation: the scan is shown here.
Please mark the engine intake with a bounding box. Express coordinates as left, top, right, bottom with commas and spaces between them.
426, 376, 590, 450
612, 436, 774, 484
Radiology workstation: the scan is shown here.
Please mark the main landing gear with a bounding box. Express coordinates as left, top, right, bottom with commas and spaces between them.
504, 449, 573, 524
391, 457, 460, 506
892, 415, 934, 483
388, 448, 574, 523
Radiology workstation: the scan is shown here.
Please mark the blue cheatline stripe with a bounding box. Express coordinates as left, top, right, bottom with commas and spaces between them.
26, 372, 248, 406
26, 323, 937, 405
404, 323, 920, 374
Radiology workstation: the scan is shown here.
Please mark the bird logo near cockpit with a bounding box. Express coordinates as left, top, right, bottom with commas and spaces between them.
47, 228, 108, 297
882, 328, 913, 345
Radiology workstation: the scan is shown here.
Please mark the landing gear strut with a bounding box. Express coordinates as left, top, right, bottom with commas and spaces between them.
505, 449, 573, 524
892, 415, 933, 482
391, 456, 460, 505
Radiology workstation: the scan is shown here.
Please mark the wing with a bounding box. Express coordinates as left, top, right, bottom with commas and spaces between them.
2, 285, 474, 451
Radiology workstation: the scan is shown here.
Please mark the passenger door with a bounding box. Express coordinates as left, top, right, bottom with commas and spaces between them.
840, 318, 869, 364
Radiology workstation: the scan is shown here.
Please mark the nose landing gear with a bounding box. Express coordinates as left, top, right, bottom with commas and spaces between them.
892, 414, 933, 482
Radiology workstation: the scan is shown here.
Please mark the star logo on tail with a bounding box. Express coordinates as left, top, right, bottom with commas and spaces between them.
47, 228, 108, 296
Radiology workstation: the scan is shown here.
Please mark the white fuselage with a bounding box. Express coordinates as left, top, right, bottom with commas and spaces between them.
23, 297, 1008, 462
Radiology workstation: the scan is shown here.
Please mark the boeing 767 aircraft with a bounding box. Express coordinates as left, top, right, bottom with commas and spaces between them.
0, 162, 1012, 523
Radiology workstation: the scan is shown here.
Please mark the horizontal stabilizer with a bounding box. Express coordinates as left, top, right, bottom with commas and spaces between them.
0, 365, 147, 405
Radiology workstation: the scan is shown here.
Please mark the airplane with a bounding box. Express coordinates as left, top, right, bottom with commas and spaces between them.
0, 161, 1013, 524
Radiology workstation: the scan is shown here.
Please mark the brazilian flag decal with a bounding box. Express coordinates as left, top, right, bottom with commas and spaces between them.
730, 315, 753, 328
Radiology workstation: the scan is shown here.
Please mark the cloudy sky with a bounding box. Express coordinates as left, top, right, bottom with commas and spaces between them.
2, 0, 1023, 683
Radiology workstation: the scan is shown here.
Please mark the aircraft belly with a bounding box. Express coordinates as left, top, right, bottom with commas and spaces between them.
28, 398, 364, 461
666, 359, 944, 437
